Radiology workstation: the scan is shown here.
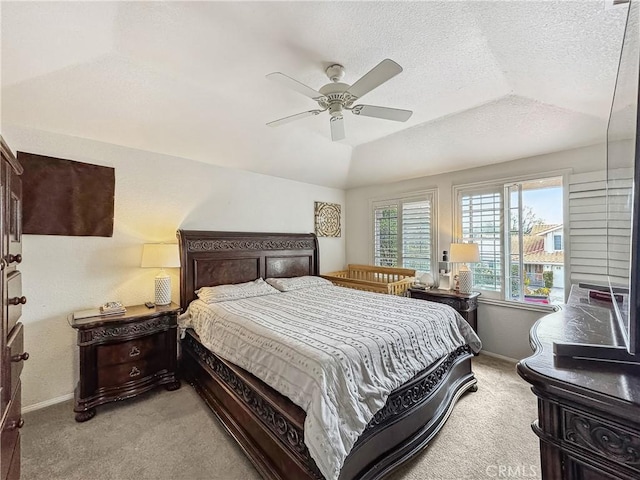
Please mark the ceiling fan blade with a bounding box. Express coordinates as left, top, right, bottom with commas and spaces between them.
266, 72, 326, 101
330, 116, 345, 141
267, 110, 323, 127
345, 59, 403, 101
351, 104, 413, 122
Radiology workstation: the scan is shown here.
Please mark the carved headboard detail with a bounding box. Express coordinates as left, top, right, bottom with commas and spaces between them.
177, 230, 320, 311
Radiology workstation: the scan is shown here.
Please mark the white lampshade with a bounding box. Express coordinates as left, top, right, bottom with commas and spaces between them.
449, 243, 480, 294
449, 243, 480, 264
141, 243, 180, 268
141, 244, 180, 305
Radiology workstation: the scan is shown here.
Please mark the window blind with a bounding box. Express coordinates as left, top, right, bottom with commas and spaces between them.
373, 203, 398, 267
460, 190, 503, 291
372, 193, 435, 271
567, 170, 608, 286
505, 183, 523, 301
401, 200, 432, 271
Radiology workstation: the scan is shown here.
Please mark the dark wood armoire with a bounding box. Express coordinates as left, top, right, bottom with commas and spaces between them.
0, 136, 27, 480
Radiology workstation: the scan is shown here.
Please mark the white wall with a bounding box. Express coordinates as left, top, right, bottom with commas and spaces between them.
345, 143, 606, 360
3, 126, 346, 409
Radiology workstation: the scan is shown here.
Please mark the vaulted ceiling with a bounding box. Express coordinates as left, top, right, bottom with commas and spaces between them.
0, 1, 629, 189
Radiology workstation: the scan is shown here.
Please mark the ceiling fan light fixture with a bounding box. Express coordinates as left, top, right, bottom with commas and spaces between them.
329, 103, 343, 117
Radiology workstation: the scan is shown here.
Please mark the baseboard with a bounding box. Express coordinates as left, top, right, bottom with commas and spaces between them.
478, 350, 519, 364
23, 392, 74, 413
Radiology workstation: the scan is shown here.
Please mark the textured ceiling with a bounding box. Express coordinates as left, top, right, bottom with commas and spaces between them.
0, 1, 629, 189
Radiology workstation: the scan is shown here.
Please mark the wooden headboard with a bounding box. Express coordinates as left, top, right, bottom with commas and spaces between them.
177, 230, 320, 311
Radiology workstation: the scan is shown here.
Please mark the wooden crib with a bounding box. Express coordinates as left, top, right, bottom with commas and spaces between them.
321, 264, 415, 296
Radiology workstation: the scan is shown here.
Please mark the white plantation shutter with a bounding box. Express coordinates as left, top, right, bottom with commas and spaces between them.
568, 171, 607, 285
505, 183, 523, 301
373, 203, 398, 267
459, 189, 503, 293
372, 193, 435, 271
402, 200, 432, 271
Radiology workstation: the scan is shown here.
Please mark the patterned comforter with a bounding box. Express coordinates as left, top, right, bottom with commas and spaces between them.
179, 284, 482, 480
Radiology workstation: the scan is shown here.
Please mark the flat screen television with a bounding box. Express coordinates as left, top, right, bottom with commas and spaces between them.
555, 0, 640, 365
606, 0, 640, 357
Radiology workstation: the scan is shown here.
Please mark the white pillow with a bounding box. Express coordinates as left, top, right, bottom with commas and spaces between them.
195, 278, 279, 304
265, 276, 333, 292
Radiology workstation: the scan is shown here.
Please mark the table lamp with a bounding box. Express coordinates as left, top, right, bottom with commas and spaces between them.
449, 243, 480, 294
141, 243, 180, 305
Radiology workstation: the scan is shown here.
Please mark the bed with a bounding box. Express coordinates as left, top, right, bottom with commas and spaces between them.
177, 230, 479, 480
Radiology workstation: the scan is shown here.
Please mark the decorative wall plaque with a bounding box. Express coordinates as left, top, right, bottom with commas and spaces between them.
314, 202, 341, 237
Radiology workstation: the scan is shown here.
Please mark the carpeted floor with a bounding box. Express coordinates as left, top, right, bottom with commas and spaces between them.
22, 354, 541, 480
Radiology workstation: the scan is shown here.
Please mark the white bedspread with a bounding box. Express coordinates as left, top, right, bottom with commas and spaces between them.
179, 285, 481, 480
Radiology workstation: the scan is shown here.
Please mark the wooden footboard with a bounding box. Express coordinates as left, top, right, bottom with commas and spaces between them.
181, 330, 476, 480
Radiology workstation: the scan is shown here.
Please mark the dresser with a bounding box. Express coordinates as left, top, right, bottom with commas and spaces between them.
71, 303, 180, 421
517, 286, 640, 480
0, 136, 26, 480
408, 288, 479, 332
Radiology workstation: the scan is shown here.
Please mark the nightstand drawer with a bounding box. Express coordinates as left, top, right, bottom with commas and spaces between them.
96, 331, 167, 367
97, 355, 168, 389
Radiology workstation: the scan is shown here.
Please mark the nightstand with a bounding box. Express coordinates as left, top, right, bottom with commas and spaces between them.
70, 303, 181, 422
408, 288, 480, 332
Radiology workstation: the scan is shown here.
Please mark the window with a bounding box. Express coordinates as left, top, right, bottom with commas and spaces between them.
372, 192, 435, 272
554, 234, 562, 251
455, 176, 565, 305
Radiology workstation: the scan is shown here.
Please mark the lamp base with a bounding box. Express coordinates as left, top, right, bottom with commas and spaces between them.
154, 274, 172, 306
458, 267, 473, 294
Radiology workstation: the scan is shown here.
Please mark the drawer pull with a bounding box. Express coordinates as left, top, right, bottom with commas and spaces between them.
7, 254, 22, 264
6, 418, 24, 431
8, 296, 27, 305
129, 346, 141, 357
11, 351, 29, 362
129, 366, 141, 378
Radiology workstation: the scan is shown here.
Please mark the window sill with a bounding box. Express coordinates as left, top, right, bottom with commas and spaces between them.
478, 296, 561, 313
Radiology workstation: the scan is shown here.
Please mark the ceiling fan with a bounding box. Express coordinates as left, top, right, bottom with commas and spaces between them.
266, 59, 413, 141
